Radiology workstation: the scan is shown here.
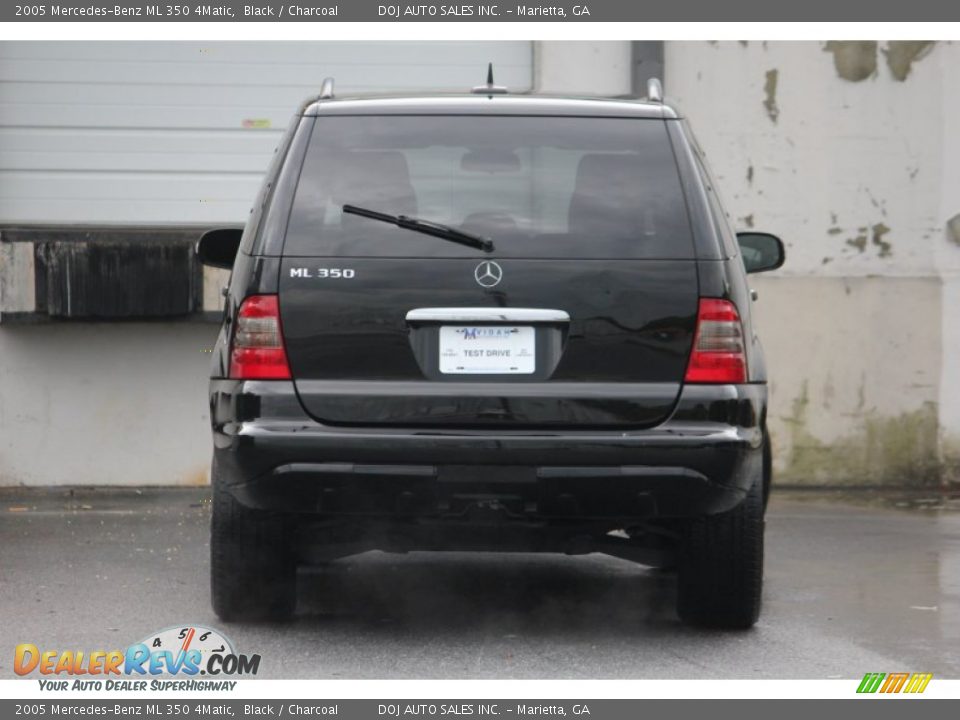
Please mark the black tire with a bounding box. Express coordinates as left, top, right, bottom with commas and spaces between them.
676, 477, 764, 629
210, 462, 297, 621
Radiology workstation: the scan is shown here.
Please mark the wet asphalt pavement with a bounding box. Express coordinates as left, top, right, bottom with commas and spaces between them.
0, 488, 957, 679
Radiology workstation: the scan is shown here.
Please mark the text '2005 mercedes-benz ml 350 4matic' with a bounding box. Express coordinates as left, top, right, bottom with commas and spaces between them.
197, 74, 785, 629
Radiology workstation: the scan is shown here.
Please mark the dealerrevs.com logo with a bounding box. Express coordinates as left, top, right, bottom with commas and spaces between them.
14, 625, 259, 691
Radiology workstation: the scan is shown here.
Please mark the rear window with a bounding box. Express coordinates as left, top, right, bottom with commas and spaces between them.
283, 115, 694, 259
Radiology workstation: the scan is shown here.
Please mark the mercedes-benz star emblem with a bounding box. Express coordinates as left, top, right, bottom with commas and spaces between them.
474, 260, 503, 288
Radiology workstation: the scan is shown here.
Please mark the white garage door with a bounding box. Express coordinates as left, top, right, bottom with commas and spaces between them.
0, 41, 533, 225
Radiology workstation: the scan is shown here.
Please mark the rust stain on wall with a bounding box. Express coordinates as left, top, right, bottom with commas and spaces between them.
823, 41, 878, 82
182, 466, 210, 487
842, 224, 891, 257
884, 41, 935, 81
763, 69, 779, 123
846, 232, 868, 252
872, 223, 893, 257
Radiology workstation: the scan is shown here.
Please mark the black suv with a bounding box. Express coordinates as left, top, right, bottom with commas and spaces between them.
198, 77, 785, 629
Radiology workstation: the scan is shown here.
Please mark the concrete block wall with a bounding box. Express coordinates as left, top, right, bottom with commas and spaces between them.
0, 322, 216, 486
666, 41, 960, 485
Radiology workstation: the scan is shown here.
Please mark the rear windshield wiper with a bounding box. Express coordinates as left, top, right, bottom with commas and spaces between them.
342, 204, 494, 253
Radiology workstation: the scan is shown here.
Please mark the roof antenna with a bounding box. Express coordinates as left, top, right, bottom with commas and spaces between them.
471, 63, 508, 95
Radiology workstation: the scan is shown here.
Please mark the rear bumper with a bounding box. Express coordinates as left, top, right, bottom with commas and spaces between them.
210, 380, 766, 521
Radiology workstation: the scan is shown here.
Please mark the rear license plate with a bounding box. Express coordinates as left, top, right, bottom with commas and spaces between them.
439, 326, 536, 374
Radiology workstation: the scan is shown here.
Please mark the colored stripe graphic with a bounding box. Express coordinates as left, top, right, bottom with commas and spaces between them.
857, 673, 886, 693
904, 674, 933, 694
881, 672, 910, 693
857, 672, 932, 694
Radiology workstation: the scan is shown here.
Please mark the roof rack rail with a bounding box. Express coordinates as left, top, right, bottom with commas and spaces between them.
646, 77, 663, 103
471, 63, 508, 95
319, 77, 335, 100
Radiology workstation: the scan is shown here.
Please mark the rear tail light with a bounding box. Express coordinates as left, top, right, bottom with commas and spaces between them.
229, 295, 291, 379
684, 298, 747, 384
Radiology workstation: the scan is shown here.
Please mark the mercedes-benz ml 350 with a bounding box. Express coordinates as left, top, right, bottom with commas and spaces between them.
197, 77, 785, 629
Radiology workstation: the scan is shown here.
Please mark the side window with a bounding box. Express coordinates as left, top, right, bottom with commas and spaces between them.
687, 127, 739, 259
239, 114, 300, 255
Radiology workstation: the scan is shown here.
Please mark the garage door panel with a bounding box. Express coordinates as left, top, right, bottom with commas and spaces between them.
0, 197, 255, 226
0, 127, 282, 156
0, 41, 533, 225
3, 82, 341, 107
0, 149, 270, 174
0, 58, 526, 88
1, 171, 262, 200
0, 41, 532, 69
0, 103, 298, 130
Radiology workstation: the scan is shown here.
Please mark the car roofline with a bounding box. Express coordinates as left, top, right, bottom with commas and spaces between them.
300, 93, 682, 120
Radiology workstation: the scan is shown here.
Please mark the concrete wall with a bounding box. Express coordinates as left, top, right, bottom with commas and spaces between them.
0, 322, 216, 486
534, 41, 632, 96
666, 41, 960, 485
